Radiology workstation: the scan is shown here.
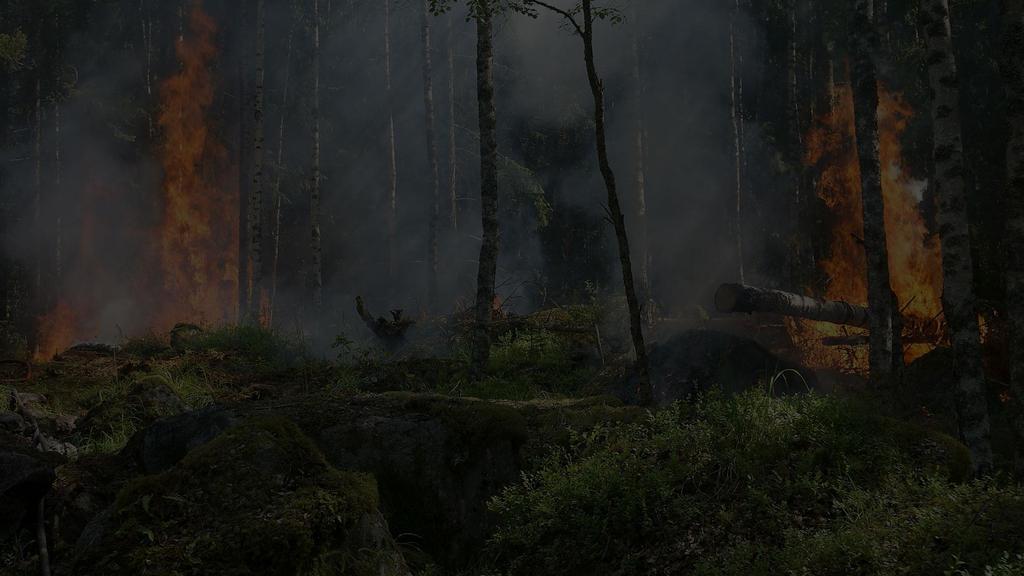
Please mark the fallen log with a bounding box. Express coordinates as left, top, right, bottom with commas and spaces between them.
715, 283, 869, 327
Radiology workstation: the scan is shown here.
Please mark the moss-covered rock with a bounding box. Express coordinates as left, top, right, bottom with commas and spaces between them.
245, 392, 639, 571
76, 376, 186, 442
72, 417, 405, 576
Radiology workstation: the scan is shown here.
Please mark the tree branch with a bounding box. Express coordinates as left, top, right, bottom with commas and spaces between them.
527, 0, 584, 38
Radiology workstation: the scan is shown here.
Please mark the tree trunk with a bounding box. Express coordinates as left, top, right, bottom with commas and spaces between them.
470, 0, 499, 381
1001, 0, 1024, 450
922, 0, 993, 474
580, 0, 651, 403
237, 0, 250, 321
269, 6, 297, 329
248, 0, 266, 322
310, 0, 323, 309
53, 102, 61, 288
447, 12, 458, 231
730, 0, 745, 284
33, 77, 41, 299
384, 0, 398, 279
716, 283, 869, 327
632, 3, 652, 325
421, 0, 440, 310
850, 0, 901, 382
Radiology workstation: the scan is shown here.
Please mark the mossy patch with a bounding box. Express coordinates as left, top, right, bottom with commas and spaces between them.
74, 417, 387, 576
487, 391, 994, 576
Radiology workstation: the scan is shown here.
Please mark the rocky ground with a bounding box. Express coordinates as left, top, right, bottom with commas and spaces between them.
1, 323, 1021, 575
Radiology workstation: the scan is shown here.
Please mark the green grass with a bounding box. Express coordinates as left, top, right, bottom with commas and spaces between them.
485, 390, 1005, 576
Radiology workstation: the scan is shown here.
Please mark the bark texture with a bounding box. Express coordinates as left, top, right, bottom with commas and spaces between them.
715, 283, 870, 327
632, 4, 652, 324
384, 0, 398, 279
269, 6, 297, 328
247, 0, 266, 321
922, 0, 992, 473
1002, 0, 1024, 446
850, 0, 901, 382
448, 12, 458, 231
310, 0, 324, 309
422, 0, 441, 310
470, 0, 499, 381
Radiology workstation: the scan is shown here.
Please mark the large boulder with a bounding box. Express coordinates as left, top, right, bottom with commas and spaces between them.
73, 417, 407, 576
123, 405, 239, 474
648, 330, 816, 405
257, 392, 639, 570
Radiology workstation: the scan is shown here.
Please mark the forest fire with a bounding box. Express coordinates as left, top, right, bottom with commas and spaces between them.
156, 1, 238, 330
789, 84, 944, 372
32, 1, 236, 359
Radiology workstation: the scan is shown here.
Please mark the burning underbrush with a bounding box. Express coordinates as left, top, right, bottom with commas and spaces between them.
788, 84, 948, 374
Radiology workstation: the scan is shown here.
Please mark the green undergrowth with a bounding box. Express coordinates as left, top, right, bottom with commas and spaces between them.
74, 417, 390, 576
344, 327, 601, 401
485, 391, 1020, 576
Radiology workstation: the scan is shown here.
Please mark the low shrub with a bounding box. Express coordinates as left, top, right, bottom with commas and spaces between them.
486, 391, 1015, 576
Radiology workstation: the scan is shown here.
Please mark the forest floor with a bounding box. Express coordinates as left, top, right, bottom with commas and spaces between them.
2, 317, 1024, 576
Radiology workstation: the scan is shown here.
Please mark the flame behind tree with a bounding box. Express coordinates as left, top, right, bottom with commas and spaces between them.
157, 1, 239, 329
789, 83, 945, 372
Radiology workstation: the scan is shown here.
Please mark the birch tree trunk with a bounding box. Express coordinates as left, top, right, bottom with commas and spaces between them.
850, 0, 901, 382
384, 0, 398, 279
310, 0, 324, 309
421, 0, 441, 310
632, 3, 652, 324
730, 0, 745, 284
269, 7, 297, 329
1001, 0, 1024, 446
470, 0, 499, 381
247, 0, 266, 322
922, 0, 992, 473
447, 12, 458, 231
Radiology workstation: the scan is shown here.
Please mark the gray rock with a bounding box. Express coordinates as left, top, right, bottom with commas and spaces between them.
123, 405, 238, 474
0, 411, 24, 433
648, 330, 817, 405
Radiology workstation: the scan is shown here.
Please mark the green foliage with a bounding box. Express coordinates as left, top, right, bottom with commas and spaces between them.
77, 418, 384, 575
487, 391, 1001, 576
0, 30, 26, 71
120, 332, 171, 358
182, 324, 308, 373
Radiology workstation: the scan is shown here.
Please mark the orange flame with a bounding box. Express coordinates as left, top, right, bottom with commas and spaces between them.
35, 302, 77, 361
156, 1, 238, 329
791, 83, 944, 371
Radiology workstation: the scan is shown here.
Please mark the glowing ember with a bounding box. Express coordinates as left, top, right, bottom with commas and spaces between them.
792, 83, 944, 372
156, 1, 238, 329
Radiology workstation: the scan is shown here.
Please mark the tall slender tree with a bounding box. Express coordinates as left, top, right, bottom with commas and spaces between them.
1002, 0, 1024, 442
528, 0, 652, 403
270, 3, 298, 328
730, 0, 745, 284
471, 0, 499, 380
631, 2, 652, 323
922, 0, 993, 473
238, 0, 251, 320
850, 0, 901, 382
384, 0, 398, 279
422, 0, 441, 310
248, 0, 267, 321
310, 0, 324, 310
447, 12, 458, 231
